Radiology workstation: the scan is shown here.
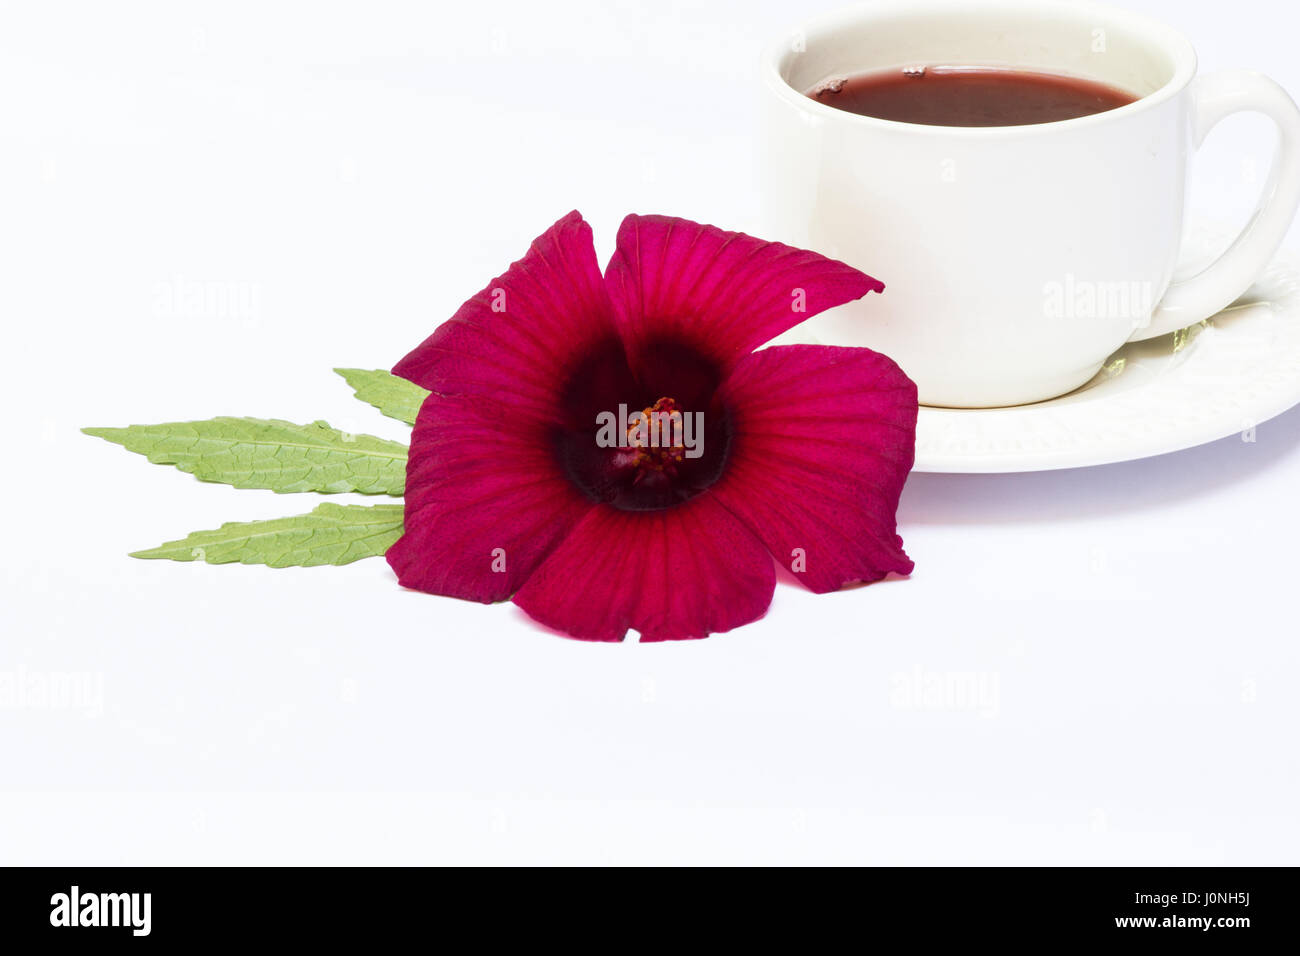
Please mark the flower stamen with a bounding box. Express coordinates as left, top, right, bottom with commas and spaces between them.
626, 397, 687, 478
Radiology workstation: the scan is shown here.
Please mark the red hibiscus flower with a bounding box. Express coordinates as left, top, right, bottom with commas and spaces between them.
387, 212, 917, 642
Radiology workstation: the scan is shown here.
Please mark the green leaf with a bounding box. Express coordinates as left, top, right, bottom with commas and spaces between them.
129, 502, 405, 567
83, 418, 408, 495
335, 368, 430, 425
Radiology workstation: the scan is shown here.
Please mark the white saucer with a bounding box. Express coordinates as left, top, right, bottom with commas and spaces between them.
910, 228, 1300, 472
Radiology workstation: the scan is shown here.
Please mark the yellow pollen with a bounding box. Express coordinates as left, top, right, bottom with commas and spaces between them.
626, 397, 687, 475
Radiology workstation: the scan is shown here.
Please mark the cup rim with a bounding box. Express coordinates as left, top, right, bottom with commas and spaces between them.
761, 0, 1198, 136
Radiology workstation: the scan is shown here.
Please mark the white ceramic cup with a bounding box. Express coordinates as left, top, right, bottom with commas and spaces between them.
760, 0, 1300, 407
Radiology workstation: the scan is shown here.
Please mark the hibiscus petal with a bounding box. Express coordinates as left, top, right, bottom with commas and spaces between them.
512, 496, 776, 642
604, 214, 883, 369
710, 345, 917, 593
386, 394, 594, 602
393, 210, 620, 426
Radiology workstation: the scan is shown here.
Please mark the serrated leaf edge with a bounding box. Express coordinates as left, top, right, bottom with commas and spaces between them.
128, 502, 405, 567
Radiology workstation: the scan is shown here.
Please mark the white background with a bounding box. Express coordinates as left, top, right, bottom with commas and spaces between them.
2, 0, 1297, 864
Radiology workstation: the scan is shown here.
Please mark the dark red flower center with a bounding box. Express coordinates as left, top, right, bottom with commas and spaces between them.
553, 337, 732, 512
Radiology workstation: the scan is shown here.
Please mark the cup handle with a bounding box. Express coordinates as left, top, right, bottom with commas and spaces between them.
1131, 71, 1300, 342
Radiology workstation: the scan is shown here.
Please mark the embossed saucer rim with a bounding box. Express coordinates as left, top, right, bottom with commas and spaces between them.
910, 231, 1300, 472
